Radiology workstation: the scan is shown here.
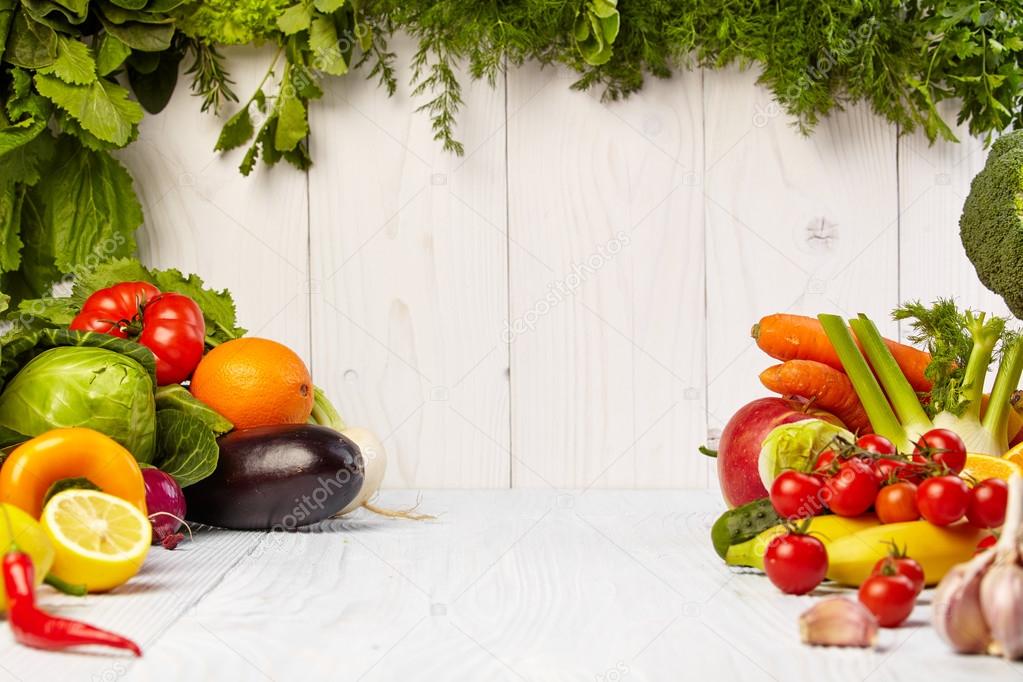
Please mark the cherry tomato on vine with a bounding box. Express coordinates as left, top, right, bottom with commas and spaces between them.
770, 471, 826, 519
814, 449, 837, 473
858, 574, 917, 627
872, 457, 909, 484
916, 475, 970, 526
967, 478, 1009, 529
763, 532, 828, 595
913, 428, 967, 474
857, 434, 897, 455
824, 459, 878, 516
70, 282, 206, 385
871, 555, 925, 595
875, 482, 919, 524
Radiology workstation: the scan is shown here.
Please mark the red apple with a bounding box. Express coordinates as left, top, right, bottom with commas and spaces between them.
717, 397, 843, 508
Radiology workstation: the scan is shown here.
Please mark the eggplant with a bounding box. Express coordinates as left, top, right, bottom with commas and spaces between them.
185, 424, 364, 530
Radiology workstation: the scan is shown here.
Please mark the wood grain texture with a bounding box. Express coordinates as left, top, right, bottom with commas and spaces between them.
123, 55, 1007, 491
703, 67, 900, 454
0, 529, 264, 681
898, 103, 1011, 322
118, 46, 311, 362
9, 491, 1013, 681
507, 64, 706, 489
308, 35, 509, 489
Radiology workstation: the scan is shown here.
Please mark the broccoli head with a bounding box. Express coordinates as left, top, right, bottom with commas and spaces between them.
961, 130, 1023, 319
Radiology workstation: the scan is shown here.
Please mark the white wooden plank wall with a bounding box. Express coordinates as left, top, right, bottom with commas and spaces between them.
123, 53, 999, 490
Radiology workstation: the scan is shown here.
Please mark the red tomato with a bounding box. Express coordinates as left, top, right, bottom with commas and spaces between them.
857, 434, 897, 455
913, 428, 967, 474
976, 534, 998, 554
916, 475, 970, 526
763, 533, 828, 595
70, 282, 206, 385
814, 449, 837, 473
770, 471, 826, 518
875, 482, 919, 524
858, 574, 917, 627
872, 457, 909, 484
967, 478, 1009, 528
871, 555, 925, 595
824, 459, 879, 516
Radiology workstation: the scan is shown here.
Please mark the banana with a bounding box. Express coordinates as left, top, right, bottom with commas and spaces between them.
726, 514, 879, 570
826, 521, 987, 587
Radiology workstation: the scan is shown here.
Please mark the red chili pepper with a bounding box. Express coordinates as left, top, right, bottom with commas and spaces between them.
3, 552, 141, 656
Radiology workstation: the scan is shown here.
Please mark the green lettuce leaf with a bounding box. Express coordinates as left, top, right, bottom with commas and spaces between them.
153, 409, 219, 487
28, 137, 141, 273
758, 419, 853, 488
150, 267, 246, 342
154, 384, 233, 434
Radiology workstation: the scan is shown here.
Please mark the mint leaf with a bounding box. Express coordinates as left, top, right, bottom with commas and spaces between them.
95, 32, 131, 76
35, 74, 143, 147
154, 409, 219, 488
150, 267, 246, 342
277, 3, 312, 35
29, 137, 141, 273
0, 293, 7, 315
37, 35, 96, 85
155, 384, 233, 434
215, 105, 254, 152
309, 15, 347, 76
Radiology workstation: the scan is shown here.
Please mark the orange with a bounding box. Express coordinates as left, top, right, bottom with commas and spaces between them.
1003, 442, 1023, 471
190, 338, 314, 429
963, 453, 1023, 482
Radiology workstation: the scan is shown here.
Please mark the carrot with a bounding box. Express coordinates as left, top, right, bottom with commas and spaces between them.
752, 314, 932, 393
759, 360, 872, 434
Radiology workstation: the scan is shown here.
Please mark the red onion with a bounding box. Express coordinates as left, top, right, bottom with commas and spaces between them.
142, 467, 186, 544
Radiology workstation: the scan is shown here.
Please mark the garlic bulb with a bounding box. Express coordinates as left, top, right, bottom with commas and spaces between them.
800, 598, 878, 648
932, 551, 994, 654
933, 473, 1023, 659
981, 563, 1023, 659
981, 474, 1023, 660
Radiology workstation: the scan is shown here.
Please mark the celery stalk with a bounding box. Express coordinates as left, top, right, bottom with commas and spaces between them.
850, 315, 933, 442
983, 333, 1023, 444
818, 314, 908, 449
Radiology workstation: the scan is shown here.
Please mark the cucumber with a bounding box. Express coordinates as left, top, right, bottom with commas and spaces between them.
710, 498, 780, 559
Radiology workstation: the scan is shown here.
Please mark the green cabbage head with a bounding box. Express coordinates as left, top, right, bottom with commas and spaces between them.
0, 347, 156, 462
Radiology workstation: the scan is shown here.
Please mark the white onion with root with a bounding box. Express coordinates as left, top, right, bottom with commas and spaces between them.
335, 427, 432, 520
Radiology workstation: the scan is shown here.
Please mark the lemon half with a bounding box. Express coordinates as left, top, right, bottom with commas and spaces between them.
42, 490, 150, 593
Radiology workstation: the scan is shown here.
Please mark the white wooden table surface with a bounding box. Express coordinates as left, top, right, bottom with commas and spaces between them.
0, 490, 1017, 681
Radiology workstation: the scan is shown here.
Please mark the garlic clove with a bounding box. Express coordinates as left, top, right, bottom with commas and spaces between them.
980, 563, 1023, 660
932, 551, 994, 654
799, 597, 878, 648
